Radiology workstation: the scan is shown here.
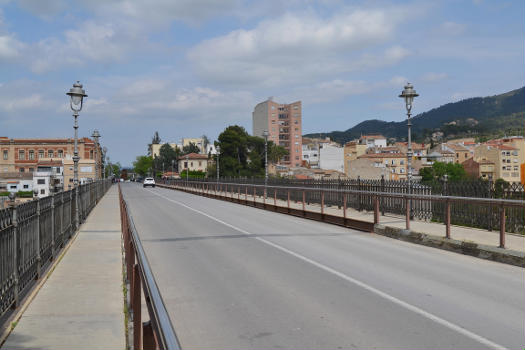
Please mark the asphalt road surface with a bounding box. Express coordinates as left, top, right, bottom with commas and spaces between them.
121, 183, 524, 350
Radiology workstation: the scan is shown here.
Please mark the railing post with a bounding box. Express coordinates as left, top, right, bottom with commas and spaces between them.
11, 203, 19, 308
133, 264, 142, 350
36, 198, 41, 279
499, 204, 505, 248
405, 196, 410, 230
373, 196, 379, 225
445, 198, 451, 239
321, 191, 324, 215
302, 190, 305, 212
142, 321, 156, 350
51, 195, 55, 259
380, 174, 385, 216
343, 193, 347, 219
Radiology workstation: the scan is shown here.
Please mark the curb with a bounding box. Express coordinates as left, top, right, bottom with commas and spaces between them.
374, 224, 525, 268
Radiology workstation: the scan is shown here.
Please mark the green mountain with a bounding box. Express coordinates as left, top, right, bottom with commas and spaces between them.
304, 87, 525, 144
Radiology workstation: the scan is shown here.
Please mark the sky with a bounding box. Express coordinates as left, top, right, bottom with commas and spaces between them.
0, 0, 523, 166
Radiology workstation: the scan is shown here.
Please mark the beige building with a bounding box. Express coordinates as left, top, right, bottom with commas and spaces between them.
356, 153, 407, 180
182, 138, 205, 153
343, 141, 368, 176
63, 158, 96, 190
474, 144, 521, 183
0, 137, 102, 178
178, 153, 209, 173
151, 143, 181, 158
253, 98, 302, 167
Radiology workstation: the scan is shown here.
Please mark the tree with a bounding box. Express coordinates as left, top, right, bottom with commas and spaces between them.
158, 143, 179, 173
147, 131, 161, 156
133, 156, 153, 176
202, 135, 210, 149
181, 142, 200, 155
419, 161, 467, 182
214, 125, 289, 178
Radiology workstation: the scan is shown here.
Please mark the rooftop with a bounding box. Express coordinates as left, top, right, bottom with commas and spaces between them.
178, 153, 208, 160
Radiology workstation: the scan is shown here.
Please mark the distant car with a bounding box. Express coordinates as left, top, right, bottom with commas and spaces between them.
143, 178, 155, 188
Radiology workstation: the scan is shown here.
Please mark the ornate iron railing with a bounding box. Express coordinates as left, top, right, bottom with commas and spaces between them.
0, 179, 112, 320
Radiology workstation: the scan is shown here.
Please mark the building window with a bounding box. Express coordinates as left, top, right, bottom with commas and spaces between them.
23, 184, 29, 189
465, 153, 468, 158
294, 120, 299, 124
19, 167, 25, 172
29, 150, 35, 160
41, 189, 45, 195
184, 161, 188, 168
198, 161, 202, 166
90, 150, 94, 159
39, 150, 44, 159
295, 156, 299, 160
2, 150, 7, 160
293, 106, 299, 110
29, 168, 34, 172
514, 166, 518, 171
190, 162, 193, 167
48, 150, 54, 157
58, 150, 63, 158
37, 179, 45, 185
400, 160, 405, 165
19, 150, 25, 160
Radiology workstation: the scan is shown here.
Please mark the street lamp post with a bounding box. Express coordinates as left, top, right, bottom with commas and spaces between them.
216, 145, 220, 183
171, 159, 175, 179
399, 82, 419, 221
91, 130, 101, 180
263, 130, 269, 198
66, 81, 87, 230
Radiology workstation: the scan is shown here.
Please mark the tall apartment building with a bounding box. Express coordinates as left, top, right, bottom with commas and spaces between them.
252, 98, 302, 167
0, 137, 102, 178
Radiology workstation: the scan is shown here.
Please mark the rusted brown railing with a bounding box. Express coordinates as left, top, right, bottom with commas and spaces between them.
157, 179, 525, 249
119, 184, 181, 350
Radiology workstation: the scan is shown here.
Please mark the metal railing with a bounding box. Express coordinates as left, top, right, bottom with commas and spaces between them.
158, 179, 525, 249
119, 184, 181, 350
0, 179, 112, 320
159, 177, 525, 234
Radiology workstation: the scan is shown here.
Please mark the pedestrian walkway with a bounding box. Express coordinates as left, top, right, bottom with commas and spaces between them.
165, 184, 525, 253
1, 185, 125, 350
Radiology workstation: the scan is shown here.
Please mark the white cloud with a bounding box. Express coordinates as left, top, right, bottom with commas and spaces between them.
188, 7, 413, 87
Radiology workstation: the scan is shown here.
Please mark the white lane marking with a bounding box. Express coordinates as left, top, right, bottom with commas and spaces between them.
145, 188, 509, 350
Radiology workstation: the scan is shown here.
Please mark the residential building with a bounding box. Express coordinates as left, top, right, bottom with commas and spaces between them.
151, 143, 181, 158
206, 144, 217, 155
359, 134, 387, 149
462, 158, 495, 180
178, 153, 209, 173
395, 142, 428, 157
63, 158, 96, 190
424, 150, 455, 165
356, 153, 407, 180
33, 159, 64, 197
346, 158, 386, 180
252, 98, 302, 167
0, 137, 102, 178
0, 172, 33, 193
343, 141, 368, 175
474, 144, 521, 183
182, 138, 205, 154
319, 143, 344, 172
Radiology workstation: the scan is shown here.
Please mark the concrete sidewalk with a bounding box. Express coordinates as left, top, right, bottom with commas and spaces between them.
1, 185, 125, 350
163, 184, 525, 253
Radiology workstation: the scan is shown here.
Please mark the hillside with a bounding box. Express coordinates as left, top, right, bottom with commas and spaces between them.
304, 87, 525, 144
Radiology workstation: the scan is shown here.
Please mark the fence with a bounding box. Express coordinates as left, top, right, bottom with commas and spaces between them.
0, 179, 112, 320
161, 177, 525, 234
119, 184, 180, 350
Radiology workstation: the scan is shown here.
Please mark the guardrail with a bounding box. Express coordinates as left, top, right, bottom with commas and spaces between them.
161, 177, 524, 234
158, 179, 525, 249
119, 184, 181, 350
0, 179, 112, 321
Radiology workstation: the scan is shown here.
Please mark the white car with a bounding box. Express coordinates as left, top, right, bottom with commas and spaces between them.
143, 177, 156, 188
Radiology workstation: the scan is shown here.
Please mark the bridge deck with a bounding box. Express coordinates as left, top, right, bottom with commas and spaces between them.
122, 183, 523, 350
